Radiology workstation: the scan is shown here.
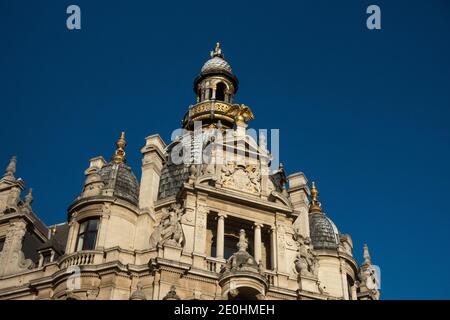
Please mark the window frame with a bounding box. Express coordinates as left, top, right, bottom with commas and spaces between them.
76, 218, 100, 251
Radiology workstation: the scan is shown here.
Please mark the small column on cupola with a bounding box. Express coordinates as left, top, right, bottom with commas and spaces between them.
81, 156, 106, 198
139, 134, 166, 212
288, 173, 310, 238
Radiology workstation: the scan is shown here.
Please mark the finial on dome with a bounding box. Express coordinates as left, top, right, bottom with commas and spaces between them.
112, 131, 127, 164
363, 244, 372, 266
3, 156, 17, 178
210, 42, 224, 58
309, 181, 323, 213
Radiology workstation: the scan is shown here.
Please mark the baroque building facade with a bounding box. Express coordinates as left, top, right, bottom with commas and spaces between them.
0, 44, 380, 300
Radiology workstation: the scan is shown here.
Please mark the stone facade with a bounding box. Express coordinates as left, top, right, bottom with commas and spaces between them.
0, 44, 380, 300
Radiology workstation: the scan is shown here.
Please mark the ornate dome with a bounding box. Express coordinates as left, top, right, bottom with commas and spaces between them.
97, 132, 139, 206
193, 42, 238, 97
201, 56, 233, 75
309, 213, 340, 250
99, 162, 139, 206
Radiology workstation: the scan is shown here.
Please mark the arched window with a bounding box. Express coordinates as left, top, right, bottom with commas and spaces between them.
76, 218, 99, 251
216, 82, 226, 101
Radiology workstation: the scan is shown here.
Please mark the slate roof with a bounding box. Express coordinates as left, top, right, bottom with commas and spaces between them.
309, 212, 340, 250
99, 162, 139, 205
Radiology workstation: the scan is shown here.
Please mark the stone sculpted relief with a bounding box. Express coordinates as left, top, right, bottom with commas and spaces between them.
0, 221, 34, 276
6, 187, 21, 210
221, 229, 262, 274
220, 163, 261, 194
293, 234, 318, 277
149, 203, 185, 248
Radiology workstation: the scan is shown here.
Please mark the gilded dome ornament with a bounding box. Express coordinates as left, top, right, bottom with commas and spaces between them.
211, 42, 224, 58
112, 131, 127, 164
309, 181, 323, 213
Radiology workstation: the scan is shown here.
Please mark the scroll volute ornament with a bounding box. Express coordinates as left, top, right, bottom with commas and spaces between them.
228, 104, 254, 123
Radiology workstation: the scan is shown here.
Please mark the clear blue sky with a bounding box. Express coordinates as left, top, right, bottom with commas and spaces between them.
1, 0, 449, 299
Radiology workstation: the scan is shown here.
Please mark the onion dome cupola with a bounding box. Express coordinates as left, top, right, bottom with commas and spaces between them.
97, 132, 140, 206
183, 43, 254, 130
308, 182, 340, 250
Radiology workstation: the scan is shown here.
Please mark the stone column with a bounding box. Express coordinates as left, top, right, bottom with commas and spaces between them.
254, 223, 263, 263
96, 204, 111, 250
192, 194, 208, 268
270, 226, 277, 270
66, 218, 79, 254
340, 260, 349, 300
216, 213, 226, 259
351, 285, 357, 300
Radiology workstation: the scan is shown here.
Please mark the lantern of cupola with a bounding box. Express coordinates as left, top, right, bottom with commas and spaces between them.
195, 42, 238, 104
183, 43, 254, 130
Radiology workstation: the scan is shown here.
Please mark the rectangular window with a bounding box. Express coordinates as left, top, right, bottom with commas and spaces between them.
76, 218, 99, 251
43, 252, 52, 264
0, 237, 5, 252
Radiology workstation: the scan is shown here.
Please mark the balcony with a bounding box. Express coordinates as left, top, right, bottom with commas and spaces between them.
59, 250, 103, 269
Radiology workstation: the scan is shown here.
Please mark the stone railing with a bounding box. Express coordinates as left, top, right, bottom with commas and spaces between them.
59, 250, 103, 269
205, 257, 226, 273
265, 270, 277, 286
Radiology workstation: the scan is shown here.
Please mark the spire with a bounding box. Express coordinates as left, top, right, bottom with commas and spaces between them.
210, 42, 224, 58
112, 132, 127, 164
309, 181, 323, 213
363, 244, 372, 266
237, 229, 249, 252
24, 188, 33, 206
3, 156, 17, 178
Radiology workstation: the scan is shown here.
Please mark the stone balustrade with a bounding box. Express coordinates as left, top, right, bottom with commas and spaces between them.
59, 250, 103, 269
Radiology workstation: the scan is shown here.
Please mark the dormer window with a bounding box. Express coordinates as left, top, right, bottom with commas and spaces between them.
76, 218, 99, 251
